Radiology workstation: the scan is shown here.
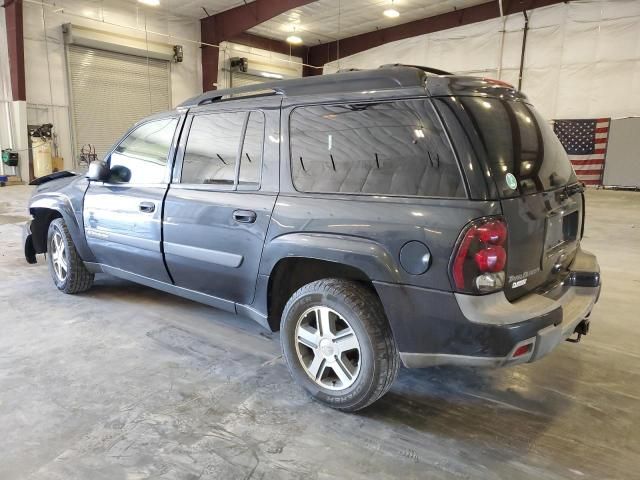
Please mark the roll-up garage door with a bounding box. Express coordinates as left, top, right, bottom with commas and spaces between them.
67, 45, 171, 160
230, 72, 269, 88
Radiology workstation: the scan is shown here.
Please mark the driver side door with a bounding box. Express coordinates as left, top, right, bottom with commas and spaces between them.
83, 115, 181, 282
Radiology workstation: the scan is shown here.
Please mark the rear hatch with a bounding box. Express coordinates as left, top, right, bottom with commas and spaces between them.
458, 96, 583, 301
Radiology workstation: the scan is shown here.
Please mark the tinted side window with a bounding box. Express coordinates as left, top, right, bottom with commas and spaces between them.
181, 111, 246, 185
110, 117, 178, 184
238, 111, 264, 190
290, 100, 464, 197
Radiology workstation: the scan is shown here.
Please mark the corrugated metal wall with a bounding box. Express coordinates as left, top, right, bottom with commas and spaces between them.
230, 71, 269, 88
67, 45, 170, 160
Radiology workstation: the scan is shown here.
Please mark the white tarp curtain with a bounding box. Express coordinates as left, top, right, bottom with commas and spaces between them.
324, 0, 640, 121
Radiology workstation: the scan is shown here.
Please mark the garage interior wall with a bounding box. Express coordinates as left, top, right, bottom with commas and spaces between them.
22, 0, 202, 172
324, 0, 640, 121
602, 117, 640, 187
215, 41, 303, 91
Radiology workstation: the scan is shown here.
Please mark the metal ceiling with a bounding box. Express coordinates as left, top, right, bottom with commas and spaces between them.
247, 0, 490, 45
161, 0, 244, 19
74, 0, 492, 45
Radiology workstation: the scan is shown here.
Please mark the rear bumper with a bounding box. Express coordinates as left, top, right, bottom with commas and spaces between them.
374, 248, 600, 369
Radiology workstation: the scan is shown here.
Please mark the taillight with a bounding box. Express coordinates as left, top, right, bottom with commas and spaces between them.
451, 217, 508, 294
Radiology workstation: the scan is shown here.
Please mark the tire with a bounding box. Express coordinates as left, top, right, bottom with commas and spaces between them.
46, 218, 94, 294
280, 278, 399, 412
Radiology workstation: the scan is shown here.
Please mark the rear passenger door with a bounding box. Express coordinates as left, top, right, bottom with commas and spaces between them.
163, 106, 278, 306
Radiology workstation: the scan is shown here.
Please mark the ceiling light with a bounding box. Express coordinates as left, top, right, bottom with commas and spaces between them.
286, 35, 303, 45
138, 0, 160, 6
383, 8, 399, 18
261, 72, 283, 79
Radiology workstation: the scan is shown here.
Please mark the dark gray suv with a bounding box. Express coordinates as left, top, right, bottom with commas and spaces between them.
24, 66, 601, 411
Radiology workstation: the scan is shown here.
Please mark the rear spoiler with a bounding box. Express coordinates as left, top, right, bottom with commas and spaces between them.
29, 171, 76, 186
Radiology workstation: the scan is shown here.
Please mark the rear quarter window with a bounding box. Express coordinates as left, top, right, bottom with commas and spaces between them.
456, 97, 577, 197
289, 99, 465, 198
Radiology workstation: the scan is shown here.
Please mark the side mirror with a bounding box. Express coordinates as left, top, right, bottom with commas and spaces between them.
109, 165, 132, 183
86, 160, 110, 181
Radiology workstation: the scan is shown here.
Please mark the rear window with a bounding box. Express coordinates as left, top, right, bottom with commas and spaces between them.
289, 100, 465, 197
458, 97, 576, 197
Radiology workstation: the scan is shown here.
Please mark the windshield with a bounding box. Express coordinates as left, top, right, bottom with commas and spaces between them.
458, 97, 577, 197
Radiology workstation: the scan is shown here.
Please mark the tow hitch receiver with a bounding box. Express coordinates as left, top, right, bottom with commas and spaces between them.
566, 319, 590, 343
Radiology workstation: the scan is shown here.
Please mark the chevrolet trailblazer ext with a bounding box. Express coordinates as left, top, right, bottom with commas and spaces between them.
24, 66, 600, 411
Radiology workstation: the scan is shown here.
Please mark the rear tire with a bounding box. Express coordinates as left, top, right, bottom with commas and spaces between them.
280, 278, 398, 412
47, 218, 94, 294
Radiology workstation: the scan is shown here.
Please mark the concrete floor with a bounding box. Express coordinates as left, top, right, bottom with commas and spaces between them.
0, 185, 638, 480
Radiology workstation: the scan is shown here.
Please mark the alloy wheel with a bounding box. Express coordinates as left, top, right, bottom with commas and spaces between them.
294, 306, 361, 390
50, 231, 68, 283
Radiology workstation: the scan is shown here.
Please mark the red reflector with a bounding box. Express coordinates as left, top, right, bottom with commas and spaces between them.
513, 343, 532, 358
475, 245, 506, 273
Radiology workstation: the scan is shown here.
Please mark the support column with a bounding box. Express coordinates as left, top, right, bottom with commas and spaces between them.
4, 0, 26, 101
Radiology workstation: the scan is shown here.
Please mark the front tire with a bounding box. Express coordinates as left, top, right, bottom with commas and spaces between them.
47, 218, 94, 294
281, 279, 399, 412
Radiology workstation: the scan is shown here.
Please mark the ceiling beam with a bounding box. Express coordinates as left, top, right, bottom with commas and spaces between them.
305, 0, 569, 75
201, 0, 316, 91
3, 0, 26, 100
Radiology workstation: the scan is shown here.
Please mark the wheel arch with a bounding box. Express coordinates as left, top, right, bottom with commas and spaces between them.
29, 196, 94, 261
29, 206, 62, 254
261, 233, 401, 332
266, 257, 379, 332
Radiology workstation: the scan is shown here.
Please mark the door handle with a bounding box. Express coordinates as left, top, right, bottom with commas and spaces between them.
233, 209, 257, 224
139, 201, 156, 213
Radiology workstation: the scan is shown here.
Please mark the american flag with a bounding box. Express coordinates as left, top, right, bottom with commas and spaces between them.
553, 118, 610, 186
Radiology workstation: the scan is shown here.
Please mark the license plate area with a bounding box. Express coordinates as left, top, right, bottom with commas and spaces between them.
545, 210, 579, 253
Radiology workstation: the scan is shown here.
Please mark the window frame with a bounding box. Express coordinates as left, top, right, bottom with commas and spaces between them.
175, 109, 266, 191
287, 97, 467, 200
102, 114, 181, 187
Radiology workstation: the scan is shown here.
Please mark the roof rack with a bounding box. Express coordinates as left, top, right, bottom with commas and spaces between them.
379, 64, 453, 76
336, 68, 363, 73
336, 65, 451, 75
178, 65, 434, 108
178, 86, 283, 108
